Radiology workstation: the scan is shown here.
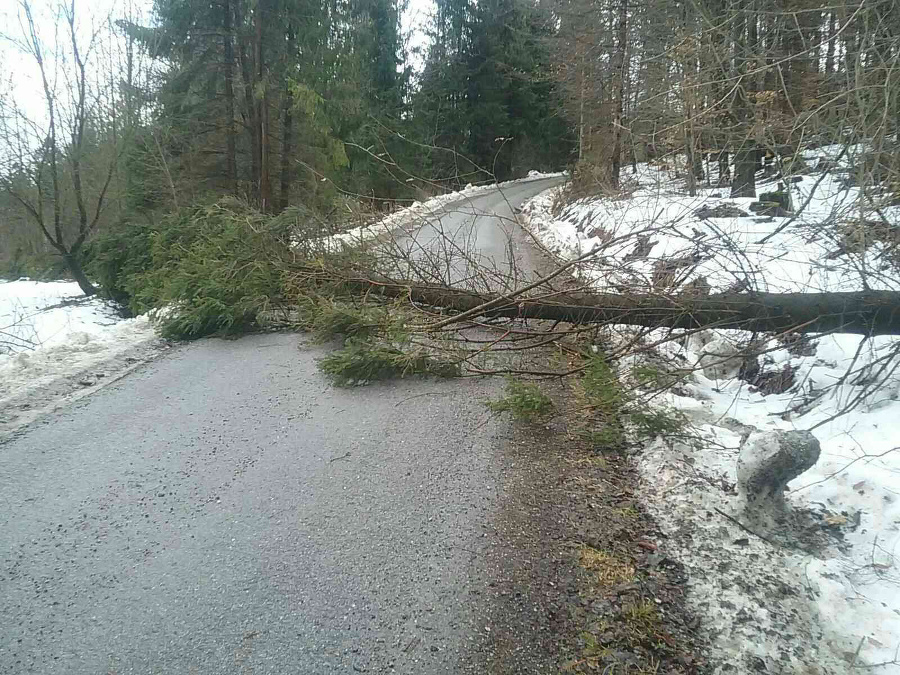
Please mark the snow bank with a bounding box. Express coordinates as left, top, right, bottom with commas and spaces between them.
519, 162, 900, 672
520, 159, 900, 294
0, 280, 159, 413
639, 329, 900, 672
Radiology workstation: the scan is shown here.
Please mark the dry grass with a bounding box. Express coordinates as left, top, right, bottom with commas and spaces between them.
579, 546, 636, 587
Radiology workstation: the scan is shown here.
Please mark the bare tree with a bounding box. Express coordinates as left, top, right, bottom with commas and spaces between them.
0, 0, 133, 294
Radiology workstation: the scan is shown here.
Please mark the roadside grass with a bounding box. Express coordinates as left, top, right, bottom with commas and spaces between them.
566, 476, 697, 673
579, 546, 636, 587
523, 348, 705, 673
486, 350, 704, 675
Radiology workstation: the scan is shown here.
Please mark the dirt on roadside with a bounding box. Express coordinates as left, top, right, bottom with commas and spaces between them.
479, 380, 710, 674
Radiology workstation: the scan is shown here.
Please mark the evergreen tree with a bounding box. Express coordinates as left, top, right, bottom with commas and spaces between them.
134, 0, 407, 211
413, 0, 572, 185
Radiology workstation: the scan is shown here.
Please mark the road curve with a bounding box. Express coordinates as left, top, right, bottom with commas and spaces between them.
387, 176, 565, 289
406, 177, 564, 267
0, 177, 563, 674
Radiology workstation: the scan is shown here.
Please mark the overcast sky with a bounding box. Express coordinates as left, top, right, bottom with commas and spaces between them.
1, 0, 152, 133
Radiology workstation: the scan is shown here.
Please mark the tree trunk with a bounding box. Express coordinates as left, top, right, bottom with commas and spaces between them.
747, 0, 761, 91
718, 151, 730, 183
327, 273, 900, 336
63, 253, 97, 296
783, 0, 819, 117
611, 0, 628, 186
223, 0, 237, 192
680, 1, 700, 196
730, 0, 756, 199
279, 85, 294, 212
824, 12, 836, 76
732, 148, 757, 197
841, 12, 858, 87
235, 1, 259, 199
578, 52, 585, 162
255, 0, 272, 212
763, 12, 778, 91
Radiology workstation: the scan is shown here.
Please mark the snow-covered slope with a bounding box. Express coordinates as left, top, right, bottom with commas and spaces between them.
521, 159, 899, 295
0, 280, 161, 433
519, 156, 900, 673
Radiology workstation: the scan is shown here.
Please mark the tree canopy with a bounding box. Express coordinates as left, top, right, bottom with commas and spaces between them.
1, 0, 898, 284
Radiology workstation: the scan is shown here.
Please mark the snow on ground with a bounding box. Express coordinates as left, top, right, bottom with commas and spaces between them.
0, 280, 160, 434
520, 155, 900, 672
521, 160, 899, 295
321, 172, 566, 250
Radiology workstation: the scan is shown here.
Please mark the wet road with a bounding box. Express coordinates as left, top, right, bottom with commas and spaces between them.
0, 177, 564, 674
383, 176, 563, 290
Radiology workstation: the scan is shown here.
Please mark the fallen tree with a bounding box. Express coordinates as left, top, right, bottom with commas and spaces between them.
297, 267, 900, 336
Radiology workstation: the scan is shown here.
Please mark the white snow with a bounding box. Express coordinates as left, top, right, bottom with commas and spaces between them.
520, 157, 900, 672
521, 154, 899, 295
0, 279, 158, 412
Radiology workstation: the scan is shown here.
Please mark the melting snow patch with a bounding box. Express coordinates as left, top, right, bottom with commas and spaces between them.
0, 279, 162, 433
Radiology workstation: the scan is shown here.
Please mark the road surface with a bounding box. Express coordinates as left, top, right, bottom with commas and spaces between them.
0, 176, 566, 674
383, 176, 563, 290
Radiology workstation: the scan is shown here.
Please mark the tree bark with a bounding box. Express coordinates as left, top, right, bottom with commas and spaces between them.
63, 253, 97, 296
730, 0, 756, 199
255, 0, 272, 212
680, 1, 701, 196
732, 147, 757, 197
747, 0, 761, 92
279, 86, 294, 212
278, 25, 296, 212
824, 12, 836, 76
609, 0, 628, 186
235, 1, 260, 198
781, 0, 818, 117
331, 275, 900, 336
718, 151, 730, 182
578, 51, 585, 162
223, 0, 237, 192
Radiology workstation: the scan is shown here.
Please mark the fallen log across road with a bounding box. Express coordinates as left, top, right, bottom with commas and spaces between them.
305, 270, 900, 336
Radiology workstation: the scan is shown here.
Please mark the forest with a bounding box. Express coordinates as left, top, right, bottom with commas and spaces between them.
1, 0, 895, 292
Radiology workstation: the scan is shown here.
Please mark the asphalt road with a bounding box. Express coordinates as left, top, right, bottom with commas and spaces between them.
385, 176, 563, 289
0, 176, 565, 674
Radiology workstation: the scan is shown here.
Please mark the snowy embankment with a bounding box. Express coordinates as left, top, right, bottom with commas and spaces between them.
0, 280, 160, 434
520, 152, 900, 672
